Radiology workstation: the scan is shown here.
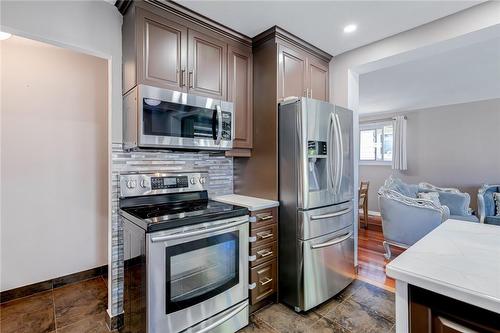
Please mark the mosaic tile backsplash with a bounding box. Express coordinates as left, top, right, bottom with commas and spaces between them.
110, 143, 233, 316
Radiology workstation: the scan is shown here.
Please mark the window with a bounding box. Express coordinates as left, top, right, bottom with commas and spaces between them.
360, 122, 393, 163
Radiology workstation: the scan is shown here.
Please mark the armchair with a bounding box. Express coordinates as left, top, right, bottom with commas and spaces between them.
418, 182, 478, 222
378, 177, 449, 259
478, 185, 500, 225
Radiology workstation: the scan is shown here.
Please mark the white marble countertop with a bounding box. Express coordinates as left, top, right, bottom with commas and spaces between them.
213, 194, 279, 211
387, 219, 500, 314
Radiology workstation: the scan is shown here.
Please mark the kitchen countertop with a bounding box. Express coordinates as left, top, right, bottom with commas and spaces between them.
213, 194, 279, 211
387, 219, 500, 314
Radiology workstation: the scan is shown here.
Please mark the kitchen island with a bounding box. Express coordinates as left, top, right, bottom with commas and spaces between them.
386, 219, 500, 332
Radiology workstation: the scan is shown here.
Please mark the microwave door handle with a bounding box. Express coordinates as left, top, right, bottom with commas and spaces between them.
215, 104, 222, 145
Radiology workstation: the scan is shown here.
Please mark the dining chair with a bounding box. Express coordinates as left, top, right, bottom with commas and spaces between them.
359, 181, 369, 228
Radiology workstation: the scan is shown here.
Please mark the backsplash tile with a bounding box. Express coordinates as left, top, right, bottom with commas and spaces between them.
109, 143, 233, 316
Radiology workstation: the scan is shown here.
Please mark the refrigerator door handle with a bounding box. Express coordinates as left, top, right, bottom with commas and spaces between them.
310, 207, 353, 220
327, 113, 336, 192
310, 231, 353, 249
334, 113, 344, 194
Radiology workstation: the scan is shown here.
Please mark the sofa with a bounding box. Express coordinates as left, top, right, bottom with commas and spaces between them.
378, 177, 478, 259
478, 184, 500, 225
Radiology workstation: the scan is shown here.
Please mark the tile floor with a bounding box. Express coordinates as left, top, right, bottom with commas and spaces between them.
240, 279, 395, 333
0, 277, 394, 333
0, 277, 109, 333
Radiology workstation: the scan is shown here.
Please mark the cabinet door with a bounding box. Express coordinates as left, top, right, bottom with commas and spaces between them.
138, 10, 187, 91
278, 44, 307, 101
308, 57, 329, 102
188, 29, 227, 99
228, 46, 253, 148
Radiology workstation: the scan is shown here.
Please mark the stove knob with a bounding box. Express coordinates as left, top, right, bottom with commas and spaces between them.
140, 179, 147, 188
126, 180, 136, 189
190, 177, 197, 185
199, 177, 207, 184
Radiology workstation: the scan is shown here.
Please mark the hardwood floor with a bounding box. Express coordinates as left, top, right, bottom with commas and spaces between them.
357, 215, 404, 291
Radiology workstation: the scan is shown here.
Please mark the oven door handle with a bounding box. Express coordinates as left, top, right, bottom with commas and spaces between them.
192, 301, 247, 333
215, 104, 222, 145
150, 218, 248, 243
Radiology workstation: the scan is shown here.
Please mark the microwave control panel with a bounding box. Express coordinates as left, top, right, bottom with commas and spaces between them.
221, 111, 232, 140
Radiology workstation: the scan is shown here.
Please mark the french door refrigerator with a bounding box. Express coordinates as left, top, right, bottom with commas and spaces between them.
278, 97, 355, 312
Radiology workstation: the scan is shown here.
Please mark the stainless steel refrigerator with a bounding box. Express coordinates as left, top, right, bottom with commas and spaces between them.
278, 97, 355, 312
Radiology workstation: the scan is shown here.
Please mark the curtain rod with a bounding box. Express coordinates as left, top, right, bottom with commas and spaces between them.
360, 115, 407, 124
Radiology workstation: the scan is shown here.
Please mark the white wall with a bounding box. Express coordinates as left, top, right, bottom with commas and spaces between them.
0, 0, 123, 143
1, 36, 108, 291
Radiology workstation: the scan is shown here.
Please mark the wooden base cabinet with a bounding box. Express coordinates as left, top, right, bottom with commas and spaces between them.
248, 208, 278, 312
409, 285, 500, 333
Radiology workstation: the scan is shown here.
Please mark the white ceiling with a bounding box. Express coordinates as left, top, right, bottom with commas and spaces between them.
177, 1, 481, 56
359, 37, 500, 114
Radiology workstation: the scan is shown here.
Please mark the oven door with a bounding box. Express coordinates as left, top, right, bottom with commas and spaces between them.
138, 85, 233, 150
147, 217, 248, 333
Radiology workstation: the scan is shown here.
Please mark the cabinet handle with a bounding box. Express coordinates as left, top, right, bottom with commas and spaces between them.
180, 68, 186, 87
259, 277, 273, 286
188, 70, 193, 88
257, 231, 273, 239
256, 214, 273, 221
257, 249, 273, 257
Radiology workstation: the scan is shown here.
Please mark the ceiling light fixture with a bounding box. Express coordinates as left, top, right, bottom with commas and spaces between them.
343, 24, 357, 33
0, 31, 12, 41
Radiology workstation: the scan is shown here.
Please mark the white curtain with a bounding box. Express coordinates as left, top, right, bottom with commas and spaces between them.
392, 116, 407, 170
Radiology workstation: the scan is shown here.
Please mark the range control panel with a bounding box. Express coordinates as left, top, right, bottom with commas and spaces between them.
120, 172, 208, 198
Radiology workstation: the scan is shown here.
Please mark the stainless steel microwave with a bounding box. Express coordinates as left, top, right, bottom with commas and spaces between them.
123, 85, 234, 151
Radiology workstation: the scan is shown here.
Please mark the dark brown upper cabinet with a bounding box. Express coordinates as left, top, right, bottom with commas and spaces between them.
278, 43, 329, 102
228, 45, 253, 149
308, 57, 329, 102
137, 9, 187, 92
278, 44, 307, 101
122, 1, 253, 151
188, 30, 227, 100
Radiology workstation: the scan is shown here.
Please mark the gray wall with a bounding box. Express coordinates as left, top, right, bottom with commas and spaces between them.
359, 98, 500, 212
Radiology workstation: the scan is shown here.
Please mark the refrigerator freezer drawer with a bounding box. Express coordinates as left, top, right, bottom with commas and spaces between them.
298, 201, 353, 240
300, 225, 355, 311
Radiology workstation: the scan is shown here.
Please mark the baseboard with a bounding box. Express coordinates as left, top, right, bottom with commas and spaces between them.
106, 309, 124, 331
0, 265, 107, 304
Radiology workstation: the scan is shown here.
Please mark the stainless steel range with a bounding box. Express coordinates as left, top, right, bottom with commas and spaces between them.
119, 171, 249, 333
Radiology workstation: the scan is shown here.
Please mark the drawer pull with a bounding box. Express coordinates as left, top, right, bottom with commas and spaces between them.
257, 232, 273, 239
259, 277, 273, 286
249, 255, 257, 262
257, 249, 273, 257
257, 214, 273, 221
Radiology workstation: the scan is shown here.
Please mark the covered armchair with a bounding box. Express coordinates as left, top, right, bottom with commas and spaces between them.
478, 185, 500, 225
418, 182, 478, 222
378, 177, 449, 259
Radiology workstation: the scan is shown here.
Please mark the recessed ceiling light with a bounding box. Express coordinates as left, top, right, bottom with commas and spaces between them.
0, 31, 12, 41
343, 24, 357, 33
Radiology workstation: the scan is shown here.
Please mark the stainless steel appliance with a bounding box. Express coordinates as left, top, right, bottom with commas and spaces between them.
278, 98, 355, 312
123, 84, 234, 151
119, 171, 249, 333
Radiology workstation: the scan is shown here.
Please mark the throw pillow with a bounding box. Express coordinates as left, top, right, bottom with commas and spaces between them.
494, 193, 500, 216
417, 192, 441, 206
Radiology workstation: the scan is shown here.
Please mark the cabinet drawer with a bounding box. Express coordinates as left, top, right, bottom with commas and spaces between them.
250, 207, 277, 229
250, 260, 277, 305
250, 224, 277, 247
250, 241, 277, 267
